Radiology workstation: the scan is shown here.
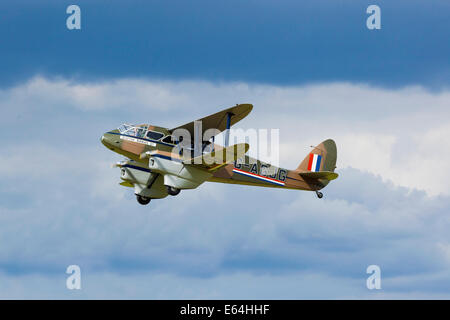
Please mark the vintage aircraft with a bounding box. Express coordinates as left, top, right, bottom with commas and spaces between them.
101, 104, 338, 205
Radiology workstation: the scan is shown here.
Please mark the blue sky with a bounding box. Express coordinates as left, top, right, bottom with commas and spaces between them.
0, 1, 450, 299
0, 0, 449, 88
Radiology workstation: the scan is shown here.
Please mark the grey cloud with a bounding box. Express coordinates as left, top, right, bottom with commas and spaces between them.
1, 77, 450, 298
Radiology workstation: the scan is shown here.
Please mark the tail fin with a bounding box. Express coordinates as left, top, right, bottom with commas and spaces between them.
296, 139, 337, 173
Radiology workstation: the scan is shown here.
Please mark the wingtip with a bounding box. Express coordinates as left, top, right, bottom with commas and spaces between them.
242, 103, 253, 112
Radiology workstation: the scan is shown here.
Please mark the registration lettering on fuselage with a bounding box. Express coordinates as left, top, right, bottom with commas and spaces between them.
234, 159, 287, 182
120, 135, 157, 147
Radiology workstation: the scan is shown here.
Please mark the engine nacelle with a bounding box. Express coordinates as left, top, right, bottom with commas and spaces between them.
118, 160, 168, 199
148, 154, 212, 189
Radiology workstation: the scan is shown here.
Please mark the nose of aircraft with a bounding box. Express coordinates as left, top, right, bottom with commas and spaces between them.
101, 130, 121, 150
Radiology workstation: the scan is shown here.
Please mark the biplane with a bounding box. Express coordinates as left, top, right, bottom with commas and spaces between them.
101, 104, 338, 205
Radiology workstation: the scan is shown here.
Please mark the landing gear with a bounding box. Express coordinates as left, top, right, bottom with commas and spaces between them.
136, 194, 151, 205
167, 186, 181, 196
315, 191, 323, 199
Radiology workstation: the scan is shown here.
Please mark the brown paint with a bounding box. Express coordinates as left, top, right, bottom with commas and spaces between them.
121, 140, 145, 155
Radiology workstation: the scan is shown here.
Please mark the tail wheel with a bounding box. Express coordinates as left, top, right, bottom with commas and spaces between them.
136, 195, 151, 205
167, 186, 181, 196
315, 191, 323, 199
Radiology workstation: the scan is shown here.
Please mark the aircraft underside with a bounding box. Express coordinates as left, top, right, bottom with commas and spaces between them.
115, 155, 329, 205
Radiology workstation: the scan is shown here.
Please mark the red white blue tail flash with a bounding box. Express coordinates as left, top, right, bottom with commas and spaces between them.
232, 168, 285, 186
307, 153, 322, 172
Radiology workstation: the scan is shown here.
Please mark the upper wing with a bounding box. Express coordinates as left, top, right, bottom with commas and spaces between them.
169, 103, 253, 138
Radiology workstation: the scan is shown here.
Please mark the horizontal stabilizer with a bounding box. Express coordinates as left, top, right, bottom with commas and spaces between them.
298, 171, 339, 181
184, 143, 249, 171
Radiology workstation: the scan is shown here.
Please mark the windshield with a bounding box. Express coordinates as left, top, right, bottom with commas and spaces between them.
118, 124, 148, 136
118, 124, 165, 140
118, 124, 132, 133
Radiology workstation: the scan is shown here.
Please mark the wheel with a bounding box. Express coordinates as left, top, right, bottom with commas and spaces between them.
316, 191, 323, 199
166, 186, 181, 196
136, 194, 151, 205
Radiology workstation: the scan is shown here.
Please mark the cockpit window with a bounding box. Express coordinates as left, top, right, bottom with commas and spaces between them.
118, 124, 166, 141
118, 124, 150, 138
124, 127, 137, 136
118, 124, 132, 133
146, 131, 164, 140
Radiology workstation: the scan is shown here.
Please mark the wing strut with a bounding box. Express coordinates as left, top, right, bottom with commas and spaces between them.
224, 112, 233, 147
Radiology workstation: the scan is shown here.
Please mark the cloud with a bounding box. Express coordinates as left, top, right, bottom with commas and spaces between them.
1, 76, 450, 298
1, 76, 191, 112
2, 76, 449, 195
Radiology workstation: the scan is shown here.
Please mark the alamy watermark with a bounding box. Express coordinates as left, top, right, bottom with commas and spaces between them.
66, 5, 81, 30
170, 124, 280, 167
366, 5, 381, 30
66, 265, 82, 290
366, 265, 382, 290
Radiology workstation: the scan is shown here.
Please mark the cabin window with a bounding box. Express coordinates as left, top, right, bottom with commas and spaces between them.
202, 141, 213, 153
146, 131, 164, 140
162, 135, 176, 144
162, 135, 186, 145
136, 128, 147, 138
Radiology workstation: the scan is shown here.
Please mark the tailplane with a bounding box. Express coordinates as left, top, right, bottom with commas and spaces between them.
298, 171, 338, 181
